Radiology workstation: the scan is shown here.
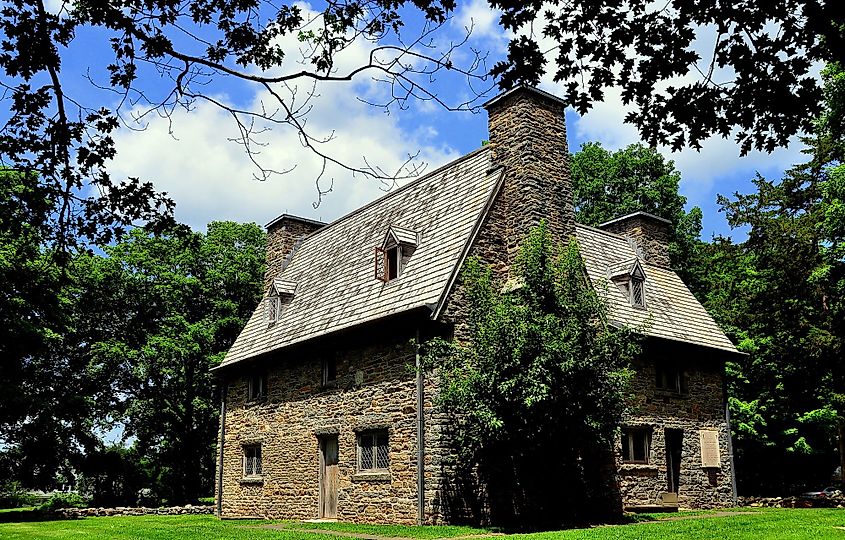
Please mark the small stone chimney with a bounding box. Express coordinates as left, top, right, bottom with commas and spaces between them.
264, 214, 326, 293
483, 86, 575, 256
598, 211, 672, 267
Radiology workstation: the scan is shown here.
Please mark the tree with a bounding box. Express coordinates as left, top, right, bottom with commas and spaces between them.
87, 221, 265, 503
570, 142, 703, 283
423, 223, 638, 528
0, 0, 489, 254
698, 65, 845, 493
491, 0, 845, 154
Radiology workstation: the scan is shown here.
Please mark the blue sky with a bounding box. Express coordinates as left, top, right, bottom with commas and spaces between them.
48, 0, 810, 242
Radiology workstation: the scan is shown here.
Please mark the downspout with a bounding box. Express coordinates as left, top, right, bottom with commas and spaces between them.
723, 372, 738, 504
216, 381, 228, 518
416, 327, 425, 525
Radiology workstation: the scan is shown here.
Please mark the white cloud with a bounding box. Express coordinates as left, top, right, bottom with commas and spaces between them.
453, 0, 508, 48
107, 3, 460, 230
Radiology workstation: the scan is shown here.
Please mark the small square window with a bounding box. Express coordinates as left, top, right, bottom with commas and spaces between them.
322, 356, 337, 386
621, 428, 651, 464
243, 444, 262, 478
655, 361, 687, 394
248, 373, 267, 401
358, 430, 389, 471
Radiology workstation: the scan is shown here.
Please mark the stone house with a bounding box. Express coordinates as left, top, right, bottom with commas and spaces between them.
212, 86, 740, 523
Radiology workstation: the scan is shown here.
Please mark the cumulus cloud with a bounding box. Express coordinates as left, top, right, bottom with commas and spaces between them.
108, 2, 460, 231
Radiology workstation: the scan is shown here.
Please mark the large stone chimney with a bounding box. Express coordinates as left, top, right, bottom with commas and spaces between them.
483, 86, 575, 256
264, 214, 326, 293
598, 211, 672, 267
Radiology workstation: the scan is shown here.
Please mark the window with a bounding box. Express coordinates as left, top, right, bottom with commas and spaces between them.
243, 444, 262, 477
266, 295, 282, 323
655, 361, 687, 394
631, 276, 645, 307
375, 245, 402, 282
247, 373, 267, 401
621, 428, 651, 463
322, 356, 337, 386
357, 430, 389, 471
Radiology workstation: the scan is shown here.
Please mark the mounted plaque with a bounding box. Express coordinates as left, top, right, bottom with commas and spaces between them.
699, 429, 721, 468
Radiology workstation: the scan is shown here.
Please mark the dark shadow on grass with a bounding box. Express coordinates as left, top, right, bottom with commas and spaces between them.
0, 508, 69, 523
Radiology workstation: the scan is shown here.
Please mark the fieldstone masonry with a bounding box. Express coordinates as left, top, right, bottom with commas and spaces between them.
599, 212, 673, 268
264, 215, 325, 293
215, 86, 736, 523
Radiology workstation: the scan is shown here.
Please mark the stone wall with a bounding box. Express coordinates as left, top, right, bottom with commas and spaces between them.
599, 212, 672, 268
55, 505, 213, 519
618, 347, 734, 508
264, 215, 325, 293
218, 320, 449, 524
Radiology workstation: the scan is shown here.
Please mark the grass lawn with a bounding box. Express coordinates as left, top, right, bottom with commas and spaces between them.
0, 508, 843, 539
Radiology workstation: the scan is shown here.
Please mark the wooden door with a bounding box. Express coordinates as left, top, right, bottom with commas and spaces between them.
320, 436, 339, 519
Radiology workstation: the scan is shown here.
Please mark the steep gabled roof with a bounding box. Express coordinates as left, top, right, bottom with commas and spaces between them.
576, 224, 738, 353
218, 147, 502, 368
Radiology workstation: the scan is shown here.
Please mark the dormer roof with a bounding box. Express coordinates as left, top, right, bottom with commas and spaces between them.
383, 226, 419, 248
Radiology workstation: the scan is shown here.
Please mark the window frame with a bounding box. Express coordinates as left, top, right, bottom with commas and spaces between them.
247, 373, 267, 401
630, 276, 645, 307
242, 444, 263, 478
655, 361, 688, 395
322, 356, 337, 387
621, 427, 651, 464
357, 429, 389, 472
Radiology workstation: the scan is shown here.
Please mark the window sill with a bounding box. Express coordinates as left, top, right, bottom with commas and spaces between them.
351, 471, 391, 483
654, 390, 689, 399
245, 396, 268, 406
239, 476, 264, 484
620, 463, 659, 474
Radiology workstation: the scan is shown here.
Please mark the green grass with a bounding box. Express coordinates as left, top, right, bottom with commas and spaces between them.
0, 508, 843, 540
284, 521, 488, 538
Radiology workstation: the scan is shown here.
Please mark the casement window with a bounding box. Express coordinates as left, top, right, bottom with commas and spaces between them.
655, 361, 688, 395
630, 276, 645, 307
357, 430, 389, 471
375, 226, 418, 282
609, 259, 646, 308
247, 373, 267, 401
621, 428, 651, 464
243, 444, 262, 478
322, 356, 337, 386
265, 279, 296, 324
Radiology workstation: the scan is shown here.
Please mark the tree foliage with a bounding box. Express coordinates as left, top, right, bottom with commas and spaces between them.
696, 63, 845, 493
570, 142, 703, 282
491, 0, 845, 154
423, 223, 638, 528
0, 220, 265, 503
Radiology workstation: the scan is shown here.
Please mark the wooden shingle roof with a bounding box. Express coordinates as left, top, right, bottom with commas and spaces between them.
219, 147, 502, 368
576, 224, 738, 353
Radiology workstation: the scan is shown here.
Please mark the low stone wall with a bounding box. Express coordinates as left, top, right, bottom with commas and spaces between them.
55, 504, 214, 519
737, 495, 845, 509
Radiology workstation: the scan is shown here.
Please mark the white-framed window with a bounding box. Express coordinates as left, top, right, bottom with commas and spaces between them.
357, 430, 389, 471
243, 444, 262, 477
631, 276, 645, 307
375, 245, 403, 282
621, 428, 651, 464
266, 294, 282, 323
655, 361, 687, 394
247, 373, 267, 401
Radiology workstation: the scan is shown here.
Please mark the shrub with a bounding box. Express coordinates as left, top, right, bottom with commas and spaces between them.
197, 497, 215, 506
0, 481, 39, 509
38, 492, 87, 511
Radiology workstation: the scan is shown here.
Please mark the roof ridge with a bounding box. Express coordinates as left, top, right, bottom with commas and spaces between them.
575, 221, 627, 240
292, 146, 490, 246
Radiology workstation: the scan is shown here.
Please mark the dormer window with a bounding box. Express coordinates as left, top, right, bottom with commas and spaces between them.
376, 226, 418, 282
266, 278, 296, 324
608, 259, 646, 308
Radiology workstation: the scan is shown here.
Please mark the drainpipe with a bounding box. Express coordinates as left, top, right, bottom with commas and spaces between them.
723, 375, 738, 504
416, 327, 425, 525
217, 381, 228, 518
